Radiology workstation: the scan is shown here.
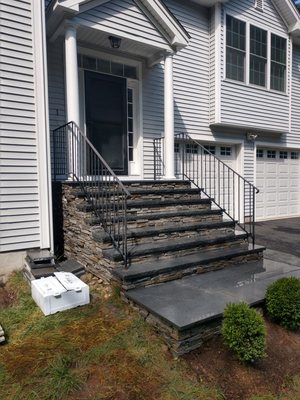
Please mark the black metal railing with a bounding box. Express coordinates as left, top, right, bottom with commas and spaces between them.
153, 132, 259, 245
52, 121, 130, 267
153, 137, 165, 179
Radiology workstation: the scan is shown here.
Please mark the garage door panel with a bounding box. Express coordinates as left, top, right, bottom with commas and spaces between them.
278, 164, 289, 174
256, 148, 300, 220
278, 192, 288, 201
266, 179, 277, 188
278, 206, 289, 215
278, 179, 288, 188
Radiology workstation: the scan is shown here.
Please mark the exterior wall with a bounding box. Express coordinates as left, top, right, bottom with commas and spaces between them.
220, 0, 290, 133
46, 0, 300, 185
209, 5, 216, 124
73, 0, 168, 48
47, 39, 66, 132
143, 0, 211, 177
0, 0, 41, 252
291, 45, 300, 145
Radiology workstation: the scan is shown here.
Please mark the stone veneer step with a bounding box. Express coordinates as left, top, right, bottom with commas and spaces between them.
85, 209, 223, 226
92, 220, 236, 243
103, 232, 248, 262
114, 244, 264, 287
77, 197, 212, 213
125, 255, 299, 355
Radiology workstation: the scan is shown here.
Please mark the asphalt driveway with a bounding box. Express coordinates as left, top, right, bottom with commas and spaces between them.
256, 217, 300, 259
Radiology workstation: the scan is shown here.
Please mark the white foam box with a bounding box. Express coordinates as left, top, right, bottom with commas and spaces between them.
31, 273, 90, 316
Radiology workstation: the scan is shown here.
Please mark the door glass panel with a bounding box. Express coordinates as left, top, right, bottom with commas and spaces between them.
127, 88, 134, 162
85, 71, 128, 174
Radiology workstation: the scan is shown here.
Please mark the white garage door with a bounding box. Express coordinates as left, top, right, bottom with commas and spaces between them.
256, 148, 300, 220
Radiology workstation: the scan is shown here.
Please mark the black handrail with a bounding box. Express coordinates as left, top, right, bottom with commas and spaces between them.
153, 132, 259, 246
52, 121, 130, 267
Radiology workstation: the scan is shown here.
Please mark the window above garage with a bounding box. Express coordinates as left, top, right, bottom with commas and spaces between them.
226, 15, 287, 93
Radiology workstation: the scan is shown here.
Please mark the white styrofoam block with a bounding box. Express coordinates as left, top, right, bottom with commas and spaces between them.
31, 274, 90, 316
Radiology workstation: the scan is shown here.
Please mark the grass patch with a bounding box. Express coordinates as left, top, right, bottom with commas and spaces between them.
0, 272, 221, 400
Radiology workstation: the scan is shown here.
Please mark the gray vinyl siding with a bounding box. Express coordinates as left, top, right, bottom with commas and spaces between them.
243, 140, 255, 183
142, 63, 164, 178
291, 46, 300, 145
0, 0, 40, 252
142, 0, 211, 177
224, 0, 287, 35
47, 39, 66, 132
74, 0, 168, 48
209, 5, 216, 124
220, 0, 290, 132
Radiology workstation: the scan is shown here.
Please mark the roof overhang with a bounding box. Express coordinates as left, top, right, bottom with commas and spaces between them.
188, 0, 228, 6
46, 0, 189, 52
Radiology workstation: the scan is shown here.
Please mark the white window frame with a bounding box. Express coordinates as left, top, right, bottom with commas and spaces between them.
224, 13, 289, 94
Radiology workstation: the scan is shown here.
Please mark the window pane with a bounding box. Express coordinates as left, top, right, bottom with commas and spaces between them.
250, 55, 266, 86
279, 151, 287, 159
226, 16, 246, 82
226, 15, 246, 51
111, 62, 124, 76
82, 56, 96, 70
267, 150, 276, 158
250, 26, 267, 58
256, 149, 264, 158
271, 34, 286, 64
124, 65, 137, 79
97, 58, 110, 74
226, 48, 245, 81
271, 62, 286, 92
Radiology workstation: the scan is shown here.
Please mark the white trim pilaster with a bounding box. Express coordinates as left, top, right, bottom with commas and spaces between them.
32, 0, 53, 251
65, 23, 80, 125
164, 52, 175, 179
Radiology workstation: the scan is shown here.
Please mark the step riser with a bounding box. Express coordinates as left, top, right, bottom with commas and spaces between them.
127, 193, 201, 201
121, 251, 263, 291
127, 202, 211, 215
123, 227, 236, 246
86, 212, 223, 228
126, 213, 223, 229
127, 238, 248, 264
122, 182, 192, 190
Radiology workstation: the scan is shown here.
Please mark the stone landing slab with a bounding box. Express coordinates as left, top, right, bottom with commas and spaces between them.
126, 251, 300, 354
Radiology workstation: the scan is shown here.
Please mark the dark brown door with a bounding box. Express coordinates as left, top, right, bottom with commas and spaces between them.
85, 71, 128, 175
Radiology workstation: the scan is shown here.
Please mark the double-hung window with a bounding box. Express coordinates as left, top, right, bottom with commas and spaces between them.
271, 34, 286, 92
226, 15, 287, 92
226, 15, 246, 82
250, 26, 267, 87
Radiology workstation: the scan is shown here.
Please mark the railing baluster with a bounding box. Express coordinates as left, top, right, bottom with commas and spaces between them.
151, 132, 259, 245
52, 122, 130, 268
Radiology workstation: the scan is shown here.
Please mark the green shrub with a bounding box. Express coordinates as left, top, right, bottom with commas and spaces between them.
266, 277, 300, 331
221, 302, 266, 363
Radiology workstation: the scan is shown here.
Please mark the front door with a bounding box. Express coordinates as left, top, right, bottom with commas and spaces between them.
84, 71, 128, 175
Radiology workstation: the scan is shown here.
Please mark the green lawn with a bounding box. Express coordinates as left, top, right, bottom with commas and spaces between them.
0, 272, 299, 400
0, 273, 221, 400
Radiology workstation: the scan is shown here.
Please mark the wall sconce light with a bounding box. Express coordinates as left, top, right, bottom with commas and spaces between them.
246, 132, 258, 141
109, 36, 122, 49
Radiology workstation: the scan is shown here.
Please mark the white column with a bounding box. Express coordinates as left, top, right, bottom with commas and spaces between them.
164, 52, 175, 179
65, 24, 80, 125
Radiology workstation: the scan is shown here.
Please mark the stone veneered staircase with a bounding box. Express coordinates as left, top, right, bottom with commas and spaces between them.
61, 180, 264, 289
56, 179, 265, 355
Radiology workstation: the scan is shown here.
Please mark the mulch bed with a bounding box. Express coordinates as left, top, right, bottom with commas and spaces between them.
184, 317, 300, 400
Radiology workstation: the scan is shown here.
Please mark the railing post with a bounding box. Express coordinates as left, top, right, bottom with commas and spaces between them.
154, 140, 157, 181
252, 186, 256, 247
